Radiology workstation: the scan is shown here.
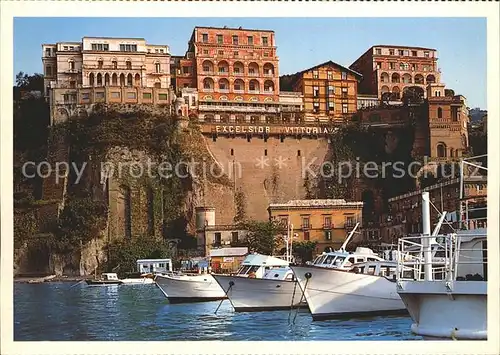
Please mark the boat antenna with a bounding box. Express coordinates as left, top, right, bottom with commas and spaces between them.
338, 222, 359, 252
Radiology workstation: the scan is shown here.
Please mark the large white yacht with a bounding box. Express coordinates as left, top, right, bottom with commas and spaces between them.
396, 156, 488, 340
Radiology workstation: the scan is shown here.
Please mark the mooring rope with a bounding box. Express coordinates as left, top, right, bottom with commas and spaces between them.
214, 280, 234, 314
292, 272, 312, 324
287, 279, 298, 323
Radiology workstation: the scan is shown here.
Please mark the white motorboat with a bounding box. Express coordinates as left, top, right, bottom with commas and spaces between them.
396, 157, 488, 340
120, 274, 155, 285
292, 259, 406, 320
213, 254, 306, 312
154, 272, 226, 303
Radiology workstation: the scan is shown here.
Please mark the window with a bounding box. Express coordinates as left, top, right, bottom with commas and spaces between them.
411, 64, 417, 71
264, 149, 268, 156
217, 34, 223, 44
376, 62, 381, 69
230, 148, 234, 156
423, 65, 430, 71
182, 66, 190, 74
126, 61, 132, 70
313, 71, 319, 79
342, 87, 348, 98
231, 232, 238, 244
81, 93, 90, 100
158, 93, 168, 101
191, 96, 196, 106
325, 230, 332, 240
234, 51, 239, 57
341, 72, 347, 80
403, 50, 409, 56
328, 101, 334, 110
297, 150, 301, 157
424, 51, 429, 57
345, 216, 355, 227
45, 48, 51, 56
247, 36, 253, 45
98, 60, 103, 69
313, 86, 319, 97
375, 48, 381, 55
95, 92, 105, 99
437, 107, 443, 118
110, 92, 120, 99
400, 63, 409, 70
112, 60, 117, 69
119, 44, 137, 52
45, 66, 52, 76
203, 49, 209, 55
328, 85, 335, 95
155, 62, 161, 73
313, 102, 320, 113
262, 36, 269, 46
342, 103, 348, 114
389, 49, 395, 55
398, 49, 404, 56
324, 216, 332, 228
218, 50, 224, 55
302, 216, 310, 229
232, 35, 238, 45
263, 52, 269, 57
412, 50, 417, 56
127, 92, 136, 99
202, 33, 208, 43
327, 71, 333, 80
91, 43, 109, 51
304, 231, 310, 241
63, 46, 68, 50
143, 93, 152, 99
214, 233, 222, 246
389, 62, 396, 70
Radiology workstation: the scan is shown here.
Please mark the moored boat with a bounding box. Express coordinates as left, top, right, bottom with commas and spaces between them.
85, 272, 122, 286
213, 254, 306, 312
154, 272, 226, 303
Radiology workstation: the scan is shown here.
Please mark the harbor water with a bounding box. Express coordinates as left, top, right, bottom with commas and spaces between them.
14, 282, 422, 341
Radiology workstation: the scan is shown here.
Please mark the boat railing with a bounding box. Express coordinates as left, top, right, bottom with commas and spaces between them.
396, 232, 487, 282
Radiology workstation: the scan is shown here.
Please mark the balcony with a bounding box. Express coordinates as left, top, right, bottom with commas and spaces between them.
301, 224, 312, 230
323, 224, 332, 230
198, 104, 279, 113
202, 88, 214, 93
62, 69, 80, 74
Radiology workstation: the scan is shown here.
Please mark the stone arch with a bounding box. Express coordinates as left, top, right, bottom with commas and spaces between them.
249, 79, 260, 92
219, 95, 228, 101
233, 79, 245, 91
414, 74, 425, 85
391, 73, 400, 83
234, 96, 243, 101
381, 85, 390, 94
89, 72, 95, 86
55, 107, 70, 121
436, 142, 447, 158
264, 97, 273, 102
119, 73, 126, 86
263, 63, 275, 75
127, 73, 133, 87
249, 97, 258, 102
218, 78, 230, 91
111, 73, 118, 86
104, 73, 110, 86
96, 73, 103, 86
392, 86, 401, 99
134, 73, 141, 86
248, 62, 259, 76
264, 80, 275, 92
233, 61, 244, 75
203, 77, 215, 90
426, 74, 436, 84
402, 73, 412, 84
380, 72, 390, 83
217, 60, 229, 74
202, 60, 214, 73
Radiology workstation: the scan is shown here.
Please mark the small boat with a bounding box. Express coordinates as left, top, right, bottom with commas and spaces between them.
213, 254, 306, 312
154, 272, 226, 303
85, 272, 122, 286
120, 272, 155, 285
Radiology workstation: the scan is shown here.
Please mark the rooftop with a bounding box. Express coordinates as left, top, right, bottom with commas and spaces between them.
295, 60, 363, 79
194, 26, 274, 33
269, 199, 364, 209
372, 44, 437, 51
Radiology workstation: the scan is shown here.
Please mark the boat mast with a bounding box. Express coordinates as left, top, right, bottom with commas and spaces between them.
422, 192, 433, 281
338, 222, 359, 252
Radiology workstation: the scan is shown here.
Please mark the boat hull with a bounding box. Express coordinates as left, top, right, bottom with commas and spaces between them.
155, 274, 226, 303
213, 274, 307, 312
120, 278, 155, 285
291, 266, 406, 320
85, 280, 122, 286
398, 281, 487, 340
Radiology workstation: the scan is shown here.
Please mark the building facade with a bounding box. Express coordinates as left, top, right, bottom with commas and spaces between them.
291, 61, 361, 123
350, 45, 441, 99
268, 199, 363, 253
42, 37, 172, 123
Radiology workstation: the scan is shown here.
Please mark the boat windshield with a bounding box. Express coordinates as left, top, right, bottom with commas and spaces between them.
237, 265, 260, 275
333, 256, 346, 267
313, 254, 328, 265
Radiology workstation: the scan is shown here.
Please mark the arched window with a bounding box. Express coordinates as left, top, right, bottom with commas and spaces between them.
437, 143, 447, 158
126, 60, 132, 70
98, 59, 103, 69
155, 62, 161, 73
112, 59, 118, 69
437, 107, 443, 118
68, 60, 75, 71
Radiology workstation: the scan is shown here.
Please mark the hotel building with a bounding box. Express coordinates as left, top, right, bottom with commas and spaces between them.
42, 37, 172, 123
350, 45, 441, 99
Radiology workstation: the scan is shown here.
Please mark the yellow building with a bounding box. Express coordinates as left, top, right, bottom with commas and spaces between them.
292, 61, 362, 123
268, 199, 363, 254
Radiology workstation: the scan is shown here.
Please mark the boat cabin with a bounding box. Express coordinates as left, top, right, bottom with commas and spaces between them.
234, 253, 290, 278
136, 259, 173, 274
102, 273, 120, 281
262, 267, 295, 281
309, 247, 384, 270
349, 261, 398, 279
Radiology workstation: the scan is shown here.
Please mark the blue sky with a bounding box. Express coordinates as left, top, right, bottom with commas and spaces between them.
14, 17, 486, 108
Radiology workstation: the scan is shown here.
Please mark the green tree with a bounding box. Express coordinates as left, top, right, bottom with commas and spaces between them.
239, 220, 285, 255
292, 240, 318, 263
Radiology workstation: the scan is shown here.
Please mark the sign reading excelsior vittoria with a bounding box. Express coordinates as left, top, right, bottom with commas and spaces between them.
210, 125, 338, 135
